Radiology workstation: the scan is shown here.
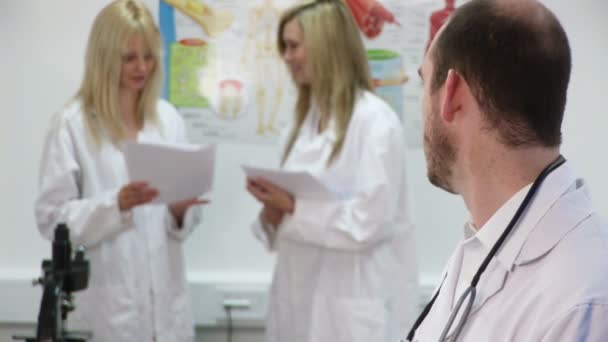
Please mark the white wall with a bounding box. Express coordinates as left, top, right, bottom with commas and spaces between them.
0, 0, 607, 335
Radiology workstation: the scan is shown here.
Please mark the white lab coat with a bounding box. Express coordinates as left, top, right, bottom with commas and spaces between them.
35, 99, 199, 342
253, 91, 419, 342
410, 162, 608, 341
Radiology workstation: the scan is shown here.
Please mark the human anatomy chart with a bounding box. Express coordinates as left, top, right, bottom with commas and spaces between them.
158, 0, 464, 146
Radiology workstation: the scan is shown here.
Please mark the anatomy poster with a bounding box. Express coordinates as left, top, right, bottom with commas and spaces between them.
157, 0, 464, 147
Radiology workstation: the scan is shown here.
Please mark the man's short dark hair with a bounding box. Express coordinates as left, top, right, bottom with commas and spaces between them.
430, 0, 571, 147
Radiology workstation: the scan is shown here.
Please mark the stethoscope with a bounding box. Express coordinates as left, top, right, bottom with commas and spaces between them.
404, 155, 566, 342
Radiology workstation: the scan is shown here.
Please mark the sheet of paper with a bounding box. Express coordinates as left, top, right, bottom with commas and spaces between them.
124, 142, 215, 204
242, 165, 335, 200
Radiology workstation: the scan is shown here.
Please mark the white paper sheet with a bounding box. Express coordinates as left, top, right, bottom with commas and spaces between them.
242, 165, 335, 200
124, 142, 215, 203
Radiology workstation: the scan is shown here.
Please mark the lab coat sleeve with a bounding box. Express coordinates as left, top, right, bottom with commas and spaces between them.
165, 206, 202, 240
251, 213, 278, 251
542, 303, 608, 341
161, 101, 203, 240
34, 119, 133, 248
279, 118, 406, 252
250, 123, 293, 251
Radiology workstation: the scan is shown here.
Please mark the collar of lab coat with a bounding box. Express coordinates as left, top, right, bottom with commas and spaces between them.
475, 162, 582, 271
515, 175, 592, 265
442, 161, 588, 338
471, 184, 532, 271
304, 103, 337, 143
500, 162, 586, 268
473, 161, 582, 271
323, 117, 338, 143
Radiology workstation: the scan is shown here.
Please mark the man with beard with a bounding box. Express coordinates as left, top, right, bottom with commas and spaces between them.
405, 0, 608, 341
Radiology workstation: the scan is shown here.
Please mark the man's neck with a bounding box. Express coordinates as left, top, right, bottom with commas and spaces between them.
459, 145, 560, 230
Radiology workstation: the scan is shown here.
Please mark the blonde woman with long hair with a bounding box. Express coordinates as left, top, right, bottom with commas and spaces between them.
35, 1, 204, 341
246, 1, 418, 341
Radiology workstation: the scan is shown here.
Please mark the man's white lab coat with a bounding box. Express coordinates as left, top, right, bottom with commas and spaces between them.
35, 99, 198, 342
411, 162, 608, 341
253, 91, 419, 342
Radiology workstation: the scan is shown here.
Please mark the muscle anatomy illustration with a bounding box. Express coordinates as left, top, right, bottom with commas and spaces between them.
344, 0, 398, 39
426, 0, 456, 52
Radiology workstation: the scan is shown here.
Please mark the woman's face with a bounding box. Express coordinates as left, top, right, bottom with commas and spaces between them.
281, 19, 311, 85
120, 34, 155, 93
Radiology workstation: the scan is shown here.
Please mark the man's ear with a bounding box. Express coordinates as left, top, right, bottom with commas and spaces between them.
440, 69, 462, 123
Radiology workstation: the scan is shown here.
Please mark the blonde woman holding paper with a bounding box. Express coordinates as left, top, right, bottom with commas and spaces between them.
34, 1, 206, 341
246, 1, 418, 341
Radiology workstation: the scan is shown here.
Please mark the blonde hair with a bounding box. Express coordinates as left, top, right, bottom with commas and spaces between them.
77, 0, 162, 145
278, 0, 373, 165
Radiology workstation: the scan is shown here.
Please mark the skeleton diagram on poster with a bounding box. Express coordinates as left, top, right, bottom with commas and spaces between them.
158, 0, 465, 147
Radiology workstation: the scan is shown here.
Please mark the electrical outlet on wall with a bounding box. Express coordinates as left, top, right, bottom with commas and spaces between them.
214, 284, 268, 326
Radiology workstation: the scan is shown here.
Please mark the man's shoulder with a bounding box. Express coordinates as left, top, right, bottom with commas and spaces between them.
508, 178, 608, 310
521, 212, 608, 304
546, 212, 608, 283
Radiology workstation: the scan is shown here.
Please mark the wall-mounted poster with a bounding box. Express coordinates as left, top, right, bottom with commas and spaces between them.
158, 0, 463, 147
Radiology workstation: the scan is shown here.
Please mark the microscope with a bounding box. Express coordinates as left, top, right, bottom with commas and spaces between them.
13, 224, 92, 342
